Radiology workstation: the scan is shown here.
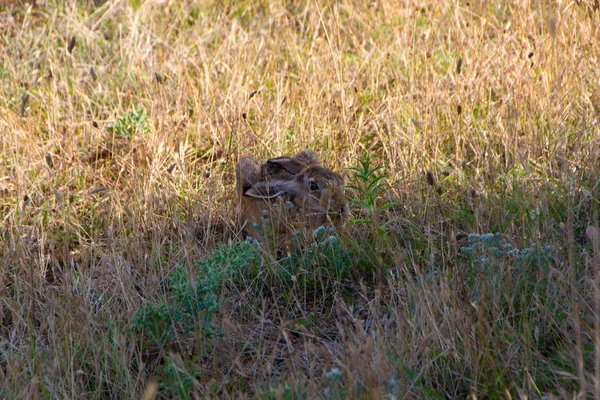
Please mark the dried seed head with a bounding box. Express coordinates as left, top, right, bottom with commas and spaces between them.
456, 57, 463, 74
20, 93, 29, 116
90, 187, 107, 195
90, 66, 97, 81
53, 189, 64, 204
23, 194, 30, 210
67, 36, 76, 53
426, 171, 435, 186
45, 153, 54, 168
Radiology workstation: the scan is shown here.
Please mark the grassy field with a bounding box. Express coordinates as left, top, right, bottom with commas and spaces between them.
1, 0, 600, 398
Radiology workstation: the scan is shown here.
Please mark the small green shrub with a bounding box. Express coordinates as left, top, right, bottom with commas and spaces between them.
347, 153, 399, 230
258, 381, 308, 400
460, 233, 553, 284
107, 106, 150, 137
157, 354, 201, 399
132, 242, 261, 346
279, 226, 354, 288
346, 153, 400, 273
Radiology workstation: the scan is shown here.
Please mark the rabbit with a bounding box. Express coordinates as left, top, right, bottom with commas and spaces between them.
259, 150, 321, 179
236, 150, 322, 215
235, 154, 262, 227
235, 151, 349, 246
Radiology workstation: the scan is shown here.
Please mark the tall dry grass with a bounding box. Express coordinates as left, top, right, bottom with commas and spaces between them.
1, 0, 600, 398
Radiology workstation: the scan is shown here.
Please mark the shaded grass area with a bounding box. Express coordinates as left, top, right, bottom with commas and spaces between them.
1, 0, 600, 398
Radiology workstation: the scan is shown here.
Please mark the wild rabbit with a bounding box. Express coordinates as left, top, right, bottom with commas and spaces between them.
259, 150, 321, 179
235, 151, 349, 246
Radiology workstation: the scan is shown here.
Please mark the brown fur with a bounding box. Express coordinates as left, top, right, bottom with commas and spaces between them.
235, 155, 261, 234
260, 150, 322, 180
235, 151, 349, 245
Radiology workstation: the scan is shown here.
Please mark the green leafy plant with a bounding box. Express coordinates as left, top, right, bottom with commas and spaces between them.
258, 381, 308, 400
107, 106, 150, 137
460, 233, 553, 277
324, 367, 345, 399
132, 242, 261, 347
458, 232, 566, 385
157, 354, 201, 399
279, 226, 354, 290
346, 153, 400, 272
347, 154, 398, 228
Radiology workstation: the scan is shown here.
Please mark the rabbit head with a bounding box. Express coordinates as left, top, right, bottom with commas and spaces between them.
237, 152, 349, 244
260, 150, 322, 179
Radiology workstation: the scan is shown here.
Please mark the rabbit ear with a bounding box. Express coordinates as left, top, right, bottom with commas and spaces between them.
265, 157, 307, 175
293, 150, 321, 167
236, 155, 261, 190
244, 180, 288, 199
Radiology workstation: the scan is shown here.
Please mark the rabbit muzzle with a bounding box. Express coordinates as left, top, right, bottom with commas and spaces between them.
310, 186, 349, 226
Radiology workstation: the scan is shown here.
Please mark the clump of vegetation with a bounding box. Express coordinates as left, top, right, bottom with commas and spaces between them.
107, 106, 150, 137
281, 226, 353, 283
132, 242, 260, 347
346, 152, 401, 274
460, 232, 553, 274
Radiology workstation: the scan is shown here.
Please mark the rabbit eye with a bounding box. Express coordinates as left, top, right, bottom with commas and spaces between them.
309, 181, 319, 191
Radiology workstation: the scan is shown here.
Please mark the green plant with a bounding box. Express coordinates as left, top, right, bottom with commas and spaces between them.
459, 233, 553, 282
346, 153, 400, 272
132, 242, 261, 346
279, 226, 354, 289
324, 367, 345, 399
258, 381, 308, 400
347, 153, 399, 230
157, 353, 201, 399
107, 106, 150, 137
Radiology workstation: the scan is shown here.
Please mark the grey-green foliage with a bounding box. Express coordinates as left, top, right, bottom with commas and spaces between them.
459, 232, 561, 329
281, 226, 354, 287
107, 106, 150, 137
459, 232, 554, 299
258, 381, 308, 400
460, 233, 552, 272
454, 233, 575, 396
158, 354, 201, 399
131, 241, 261, 346
324, 367, 344, 399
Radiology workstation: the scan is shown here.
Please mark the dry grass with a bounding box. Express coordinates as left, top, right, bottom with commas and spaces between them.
1, 0, 600, 398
